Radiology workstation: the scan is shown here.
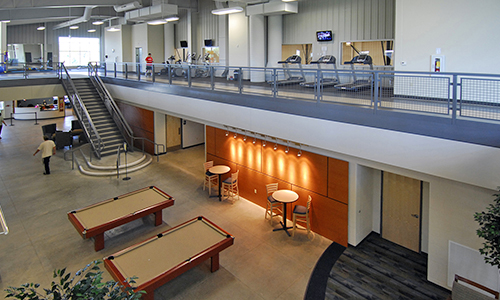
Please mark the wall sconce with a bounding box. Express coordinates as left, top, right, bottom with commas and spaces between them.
263, 136, 267, 147
273, 143, 278, 150
243, 133, 247, 141
297, 144, 302, 157
253, 137, 256, 144
225, 130, 229, 137
233, 132, 237, 139
285, 141, 289, 153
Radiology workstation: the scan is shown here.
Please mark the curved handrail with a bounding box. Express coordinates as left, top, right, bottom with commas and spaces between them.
60, 63, 104, 158
88, 62, 165, 161
0, 204, 8, 235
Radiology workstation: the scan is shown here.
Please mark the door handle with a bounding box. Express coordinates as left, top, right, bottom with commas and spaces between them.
411, 214, 419, 219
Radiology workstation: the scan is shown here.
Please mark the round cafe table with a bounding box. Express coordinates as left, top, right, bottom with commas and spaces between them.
208, 165, 230, 201
271, 190, 299, 236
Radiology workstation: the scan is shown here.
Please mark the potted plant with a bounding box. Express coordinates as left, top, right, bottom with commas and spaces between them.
474, 188, 500, 268
5, 260, 144, 299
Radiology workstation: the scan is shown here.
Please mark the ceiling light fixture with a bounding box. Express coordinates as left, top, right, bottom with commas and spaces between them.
225, 130, 229, 136
69, 25, 79, 30
263, 136, 267, 147
37, 26, 46, 31
273, 143, 278, 151
243, 135, 247, 141
87, 29, 96, 33
211, 6, 244, 15
0, 20, 10, 23
165, 16, 179, 22
92, 21, 104, 25
233, 132, 237, 139
107, 27, 120, 32
297, 144, 302, 157
253, 137, 256, 144
147, 19, 167, 25
285, 141, 289, 153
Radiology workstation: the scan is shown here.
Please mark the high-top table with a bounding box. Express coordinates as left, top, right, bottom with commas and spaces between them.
208, 165, 230, 201
272, 190, 299, 237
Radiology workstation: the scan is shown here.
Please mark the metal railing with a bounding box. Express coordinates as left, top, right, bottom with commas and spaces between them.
95, 61, 500, 124
0, 204, 8, 235
60, 63, 104, 158
89, 62, 166, 161
3, 61, 500, 124
0, 62, 62, 79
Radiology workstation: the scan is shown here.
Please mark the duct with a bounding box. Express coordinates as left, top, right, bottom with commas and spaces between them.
53, 6, 95, 30
245, 1, 297, 16
124, 3, 178, 23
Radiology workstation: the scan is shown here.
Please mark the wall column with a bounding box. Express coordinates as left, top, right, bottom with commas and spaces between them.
218, 15, 228, 67
249, 14, 265, 82
164, 23, 175, 61
267, 15, 282, 68
0, 22, 6, 68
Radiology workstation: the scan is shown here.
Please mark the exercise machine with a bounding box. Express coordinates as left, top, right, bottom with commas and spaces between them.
334, 51, 373, 91
300, 55, 340, 88
267, 55, 305, 85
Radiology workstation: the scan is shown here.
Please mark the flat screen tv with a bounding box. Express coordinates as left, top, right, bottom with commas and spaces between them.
180, 40, 188, 48
204, 39, 213, 47
317, 30, 333, 42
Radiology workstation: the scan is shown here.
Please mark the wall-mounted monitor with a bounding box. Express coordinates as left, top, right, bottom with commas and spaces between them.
204, 39, 213, 47
317, 30, 333, 42
180, 40, 188, 48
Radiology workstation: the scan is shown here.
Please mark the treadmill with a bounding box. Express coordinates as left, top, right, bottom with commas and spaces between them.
334, 52, 373, 91
268, 55, 305, 85
300, 55, 340, 88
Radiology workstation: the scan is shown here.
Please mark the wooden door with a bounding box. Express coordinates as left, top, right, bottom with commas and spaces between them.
381, 172, 421, 252
165, 115, 181, 151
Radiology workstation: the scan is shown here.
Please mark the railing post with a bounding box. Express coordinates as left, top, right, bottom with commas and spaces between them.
210, 67, 215, 90
104, 62, 107, 77
152, 65, 156, 83
125, 63, 128, 79
451, 74, 458, 124
272, 68, 277, 98
238, 67, 243, 94
168, 65, 172, 85
34, 112, 38, 125
373, 71, 379, 112
114, 63, 117, 78
315, 69, 321, 103
137, 63, 141, 81
9, 113, 14, 126
188, 66, 192, 88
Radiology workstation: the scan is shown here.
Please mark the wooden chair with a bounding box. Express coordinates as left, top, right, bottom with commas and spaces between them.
203, 161, 218, 195
222, 170, 239, 203
292, 195, 312, 237
448, 274, 499, 300
264, 183, 283, 224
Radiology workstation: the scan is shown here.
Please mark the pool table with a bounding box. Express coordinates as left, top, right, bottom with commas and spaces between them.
68, 186, 174, 251
103, 216, 234, 300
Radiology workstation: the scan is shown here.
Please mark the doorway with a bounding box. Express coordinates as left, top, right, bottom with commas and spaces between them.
165, 115, 181, 151
135, 47, 142, 74
381, 171, 422, 252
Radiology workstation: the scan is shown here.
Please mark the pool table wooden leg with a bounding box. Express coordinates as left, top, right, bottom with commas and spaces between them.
154, 211, 163, 226
211, 253, 220, 272
94, 233, 105, 251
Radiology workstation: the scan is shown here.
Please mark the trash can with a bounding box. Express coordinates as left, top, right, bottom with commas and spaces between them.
233, 69, 239, 81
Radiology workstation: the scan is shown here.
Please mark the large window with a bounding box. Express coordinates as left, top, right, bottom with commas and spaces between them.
59, 37, 100, 67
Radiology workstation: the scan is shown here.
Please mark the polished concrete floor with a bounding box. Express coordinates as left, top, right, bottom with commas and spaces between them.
0, 114, 332, 300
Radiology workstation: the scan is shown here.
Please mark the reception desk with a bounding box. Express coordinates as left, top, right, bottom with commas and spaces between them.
13, 107, 65, 120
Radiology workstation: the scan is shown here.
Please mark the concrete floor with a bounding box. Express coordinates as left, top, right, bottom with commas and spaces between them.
0, 114, 332, 300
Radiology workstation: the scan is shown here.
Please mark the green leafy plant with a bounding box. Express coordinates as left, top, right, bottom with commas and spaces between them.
474, 188, 500, 268
5, 260, 145, 300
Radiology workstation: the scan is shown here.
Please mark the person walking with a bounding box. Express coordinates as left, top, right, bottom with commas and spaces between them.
145, 53, 153, 76
33, 135, 56, 175
0, 110, 7, 139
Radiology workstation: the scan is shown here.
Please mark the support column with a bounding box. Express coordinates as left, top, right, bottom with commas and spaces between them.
0, 22, 6, 71
249, 14, 265, 82
267, 15, 282, 68
164, 23, 175, 60
218, 15, 228, 68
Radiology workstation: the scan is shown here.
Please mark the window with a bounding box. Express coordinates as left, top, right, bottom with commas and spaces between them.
341, 40, 394, 66
59, 37, 100, 67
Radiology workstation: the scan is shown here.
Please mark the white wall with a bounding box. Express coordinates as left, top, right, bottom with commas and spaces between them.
228, 12, 249, 68
395, 0, 500, 73
147, 25, 164, 63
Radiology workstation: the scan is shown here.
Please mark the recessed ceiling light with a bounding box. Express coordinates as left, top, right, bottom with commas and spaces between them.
37, 26, 45, 31
88, 29, 96, 33
1, 20, 10, 23
92, 21, 104, 25
211, 7, 244, 15
69, 25, 79, 30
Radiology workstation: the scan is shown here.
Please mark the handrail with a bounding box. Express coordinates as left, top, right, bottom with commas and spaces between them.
0, 204, 8, 235
63, 143, 92, 170
88, 62, 165, 161
60, 63, 104, 158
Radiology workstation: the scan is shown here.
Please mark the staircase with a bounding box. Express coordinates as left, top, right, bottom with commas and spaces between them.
72, 78, 126, 157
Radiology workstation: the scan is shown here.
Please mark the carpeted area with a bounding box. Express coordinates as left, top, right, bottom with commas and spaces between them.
306, 232, 451, 300
326, 233, 451, 299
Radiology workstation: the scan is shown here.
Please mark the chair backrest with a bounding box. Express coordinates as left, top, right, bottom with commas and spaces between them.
266, 183, 278, 195
204, 161, 214, 171
231, 170, 239, 183
307, 195, 312, 211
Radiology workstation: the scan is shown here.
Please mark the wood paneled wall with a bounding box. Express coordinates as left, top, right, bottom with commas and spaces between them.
207, 126, 349, 246
116, 101, 155, 154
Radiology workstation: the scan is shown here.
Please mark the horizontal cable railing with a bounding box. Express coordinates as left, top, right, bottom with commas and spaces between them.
3, 61, 500, 124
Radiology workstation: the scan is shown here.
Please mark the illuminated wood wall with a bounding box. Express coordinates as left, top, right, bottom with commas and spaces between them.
206, 126, 348, 246
116, 101, 155, 155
